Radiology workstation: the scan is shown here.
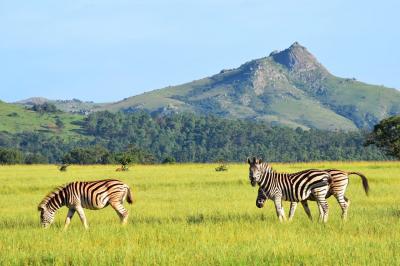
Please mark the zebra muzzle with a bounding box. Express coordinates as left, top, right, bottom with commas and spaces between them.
256, 200, 265, 208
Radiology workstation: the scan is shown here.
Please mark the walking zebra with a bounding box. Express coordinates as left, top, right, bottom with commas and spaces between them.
38, 179, 133, 229
256, 169, 369, 221
248, 157, 332, 222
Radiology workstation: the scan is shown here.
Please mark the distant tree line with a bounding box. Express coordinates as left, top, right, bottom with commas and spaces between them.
0, 111, 390, 164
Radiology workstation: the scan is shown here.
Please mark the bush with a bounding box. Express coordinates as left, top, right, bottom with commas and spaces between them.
0, 148, 24, 164
162, 156, 176, 164
115, 146, 155, 165
215, 163, 228, 172
24, 153, 48, 164
62, 146, 112, 164
30, 103, 58, 113
59, 164, 69, 171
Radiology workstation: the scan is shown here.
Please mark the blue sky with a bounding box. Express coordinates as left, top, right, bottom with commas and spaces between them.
0, 0, 399, 102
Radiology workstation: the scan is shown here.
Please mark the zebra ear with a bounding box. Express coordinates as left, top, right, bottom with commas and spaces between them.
247, 157, 251, 164
258, 158, 263, 163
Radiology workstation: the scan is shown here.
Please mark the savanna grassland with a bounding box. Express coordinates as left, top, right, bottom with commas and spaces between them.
0, 162, 399, 265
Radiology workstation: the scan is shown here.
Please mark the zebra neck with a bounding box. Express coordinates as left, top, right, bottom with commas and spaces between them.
261, 171, 289, 184
45, 191, 66, 212
266, 170, 290, 177
45, 203, 61, 213
259, 171, 273, 187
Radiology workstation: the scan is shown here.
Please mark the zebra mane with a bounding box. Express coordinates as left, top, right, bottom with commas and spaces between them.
38, 185, 66, 210
267, 166, 315, 176
262, 162, 274, 173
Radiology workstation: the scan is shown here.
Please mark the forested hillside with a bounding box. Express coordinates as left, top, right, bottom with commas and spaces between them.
0, 110, 387, 164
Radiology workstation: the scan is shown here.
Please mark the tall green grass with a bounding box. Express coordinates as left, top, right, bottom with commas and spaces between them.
0, 162, 399, 265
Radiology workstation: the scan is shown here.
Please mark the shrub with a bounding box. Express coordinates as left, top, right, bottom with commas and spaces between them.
0, 148, 24, 164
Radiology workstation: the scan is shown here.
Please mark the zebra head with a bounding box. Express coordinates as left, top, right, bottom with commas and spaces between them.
247, 156, 264, 187
38, 206, 55, 228
256, 187, 267, 208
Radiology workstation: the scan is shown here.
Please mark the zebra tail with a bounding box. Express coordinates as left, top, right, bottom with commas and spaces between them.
126, 186, 134, 204
348, 172, 369, 196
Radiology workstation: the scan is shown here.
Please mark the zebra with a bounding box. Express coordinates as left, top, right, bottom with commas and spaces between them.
248, 157, 332, 222
38, 179, 133, 229
256, 169, 369, 221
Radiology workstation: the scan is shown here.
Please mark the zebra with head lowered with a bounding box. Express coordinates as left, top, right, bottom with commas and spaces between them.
247, 157, 332, 222
256, 169, 369, 221
38, 179, 134, 229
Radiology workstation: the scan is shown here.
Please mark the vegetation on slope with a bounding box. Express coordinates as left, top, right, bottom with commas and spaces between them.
15, 97, 107, 115
0, 100, 84, 138
0, 110, 387, 164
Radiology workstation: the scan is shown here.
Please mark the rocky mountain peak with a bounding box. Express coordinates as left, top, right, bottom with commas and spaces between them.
271, 42, 329, 73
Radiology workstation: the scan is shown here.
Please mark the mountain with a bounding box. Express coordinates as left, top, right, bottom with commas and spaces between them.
0, 100, 83, 137
103, 42, 400, 130
15, 97, 107, 115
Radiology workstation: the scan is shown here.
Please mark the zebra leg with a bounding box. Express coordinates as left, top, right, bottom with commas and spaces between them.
75, 206, 89, 229
301, 201, 313, 221
63, 208, 76, 231
335, 194, 350, 220
110, 202, 129, 225
315, 197, 329, 223
312, 188, 329, 223
273, 197, 287, 222
317, 203, 323, 222
345, 196, 351, 217
289, 202, 298, 221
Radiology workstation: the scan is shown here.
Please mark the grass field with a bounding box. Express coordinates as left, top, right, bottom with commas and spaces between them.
0, 162, 399, 265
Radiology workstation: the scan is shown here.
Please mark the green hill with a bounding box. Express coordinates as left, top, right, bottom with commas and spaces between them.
0, 100, 84, 137
15, 97, 107, 115
103, 42, 400, 130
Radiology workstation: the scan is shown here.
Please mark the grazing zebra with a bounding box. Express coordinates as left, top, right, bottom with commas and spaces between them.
38, 179, 133, 229
248, 157, 332, 222
256, 169, 369, 221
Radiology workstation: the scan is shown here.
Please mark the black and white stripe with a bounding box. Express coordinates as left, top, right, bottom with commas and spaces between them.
287, 169, 369, 221
248, 157, 331, 222
38, 179, 134, 229
256, 169, 369, 221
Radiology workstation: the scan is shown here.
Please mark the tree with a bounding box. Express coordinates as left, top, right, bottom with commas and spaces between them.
24, 153, 48, 164
31, 103, 58, 113
62, 146, 112, 164
115, 152, 133, 171
55, 117, 65, 129
366, 115, 400, 159
162, 156, 176, 164
115, 146, 155, 166
0, 148, 24, 164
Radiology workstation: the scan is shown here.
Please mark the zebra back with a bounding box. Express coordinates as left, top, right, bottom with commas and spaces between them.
257, 164, 330, 202
38, 179, 132, 211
